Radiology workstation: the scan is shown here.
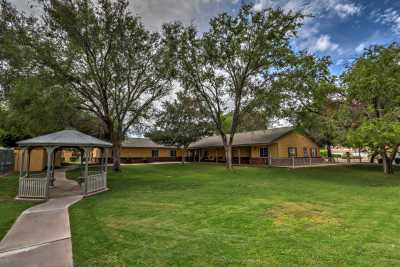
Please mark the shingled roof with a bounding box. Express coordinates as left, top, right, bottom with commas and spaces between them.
17, 130, 112, 147
122, 138, 176, 149
189, 127, 294, 148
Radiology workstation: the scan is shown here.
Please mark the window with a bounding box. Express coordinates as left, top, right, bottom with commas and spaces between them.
260, 147, 268, 158
303, 147, 309, 157
152, 150, 159, 158
170, 150, 176, 157
288, 147, 297, 157
311, 147, 318, 157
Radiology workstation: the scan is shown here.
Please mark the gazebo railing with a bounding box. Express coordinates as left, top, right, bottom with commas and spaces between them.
82, 172, 107, 194
18, 175, 48, 199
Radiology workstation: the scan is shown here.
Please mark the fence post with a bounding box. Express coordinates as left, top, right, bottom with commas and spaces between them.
269, 156, 272, 166
292, 157, 295, 169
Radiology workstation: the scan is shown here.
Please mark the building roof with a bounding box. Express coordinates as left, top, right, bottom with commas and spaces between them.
17, 130, 112, 148
122, 138, 176, 149
189, 127, 294, 148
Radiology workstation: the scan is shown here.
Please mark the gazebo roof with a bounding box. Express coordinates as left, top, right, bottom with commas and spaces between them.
17, 130, 112, 148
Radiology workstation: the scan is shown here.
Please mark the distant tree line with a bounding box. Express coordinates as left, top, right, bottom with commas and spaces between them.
1, 0, 399, 174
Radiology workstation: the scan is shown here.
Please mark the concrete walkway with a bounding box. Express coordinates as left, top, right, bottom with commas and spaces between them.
0, 169, 82, 267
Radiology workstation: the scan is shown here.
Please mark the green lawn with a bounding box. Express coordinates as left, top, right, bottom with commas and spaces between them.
68, 164, 400, 266
0, 174, 35, 239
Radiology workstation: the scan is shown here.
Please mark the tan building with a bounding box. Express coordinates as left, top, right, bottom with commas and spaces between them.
188, 127, 320, 165
93, 138, 182, 163
14, 148, 62, 172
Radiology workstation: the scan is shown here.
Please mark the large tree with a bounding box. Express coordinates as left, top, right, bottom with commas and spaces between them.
146, 91, 212, 163
0, 1, 104, 146
279, 53, 339, 160
165, 5, 303, 169
342, 44, 400, 174
30, 0, 173, 170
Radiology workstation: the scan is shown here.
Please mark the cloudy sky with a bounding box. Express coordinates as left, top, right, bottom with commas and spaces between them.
10, 0, 400, 75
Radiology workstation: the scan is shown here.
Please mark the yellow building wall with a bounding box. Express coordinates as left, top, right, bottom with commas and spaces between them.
92, 147, 181, 159
250, 132, 319, 158
120, 147, 179, 158
14, 148, 62, 172
275, 132, 319, 157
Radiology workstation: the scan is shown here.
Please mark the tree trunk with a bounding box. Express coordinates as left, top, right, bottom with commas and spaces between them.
370, 151, 378, 163
327, 144, 333, 163
181, 148, 185, 165
112, 142, 121, 171
224, 144, 233, 169
382, 153, 394, 175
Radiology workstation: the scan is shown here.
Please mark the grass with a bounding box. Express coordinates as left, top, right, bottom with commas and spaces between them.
68, 164, 400, 266
0, 174, 35, 240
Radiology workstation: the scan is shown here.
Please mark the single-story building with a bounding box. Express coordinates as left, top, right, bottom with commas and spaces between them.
13, 127, 321, 169
188, 127, 321, 165
93, 138, 182, 163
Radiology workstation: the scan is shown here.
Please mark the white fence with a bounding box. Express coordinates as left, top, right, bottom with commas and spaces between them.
269, 157, 325, 167
18, 176, 48, 199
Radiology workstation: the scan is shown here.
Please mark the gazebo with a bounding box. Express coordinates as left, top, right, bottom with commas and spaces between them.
17, 130, 112, 200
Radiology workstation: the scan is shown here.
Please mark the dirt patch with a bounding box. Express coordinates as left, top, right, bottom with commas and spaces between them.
266, 202, 340, 226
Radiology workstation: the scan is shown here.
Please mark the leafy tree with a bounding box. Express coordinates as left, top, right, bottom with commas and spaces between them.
164, 5, 303, 169
280, 53, 339, 160
0, 1, 104, 146
146, 92, 212, 164
28, 0, 174, 171
343, 44, 400, 174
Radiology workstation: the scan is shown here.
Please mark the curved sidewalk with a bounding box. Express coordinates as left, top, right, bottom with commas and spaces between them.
0, 170, 82, 267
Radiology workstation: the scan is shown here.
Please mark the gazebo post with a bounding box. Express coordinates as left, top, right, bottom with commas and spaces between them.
83, 147, 90, 196
26, 148, 31, 177
79, 149, 84, 180
45, 146, 56, 199
19, 148, 26, 178
103, 148, 108, 189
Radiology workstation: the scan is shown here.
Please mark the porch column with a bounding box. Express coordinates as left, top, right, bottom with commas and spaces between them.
83, 147, 90, 195
198, 149, 201, 162
238, 148, 241, 165
216, 149, 218, 163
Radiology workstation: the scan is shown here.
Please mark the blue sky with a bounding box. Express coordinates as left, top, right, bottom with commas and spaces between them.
12, 0, 400, 75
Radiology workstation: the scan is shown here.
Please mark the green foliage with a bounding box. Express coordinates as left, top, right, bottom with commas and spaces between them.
164, 5, 304, 167
347, 118, 400, 153
342, 44, 400, 173
147, 92, 212, 148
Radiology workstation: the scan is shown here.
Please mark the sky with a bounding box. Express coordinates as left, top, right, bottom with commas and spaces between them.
10, 0, 400, 75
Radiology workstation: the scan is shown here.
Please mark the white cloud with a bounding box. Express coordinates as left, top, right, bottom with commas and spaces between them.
334, 3, 361, 18
310, 35, 339, 52
373, 8, 400, 34
252, 0, 361, 18
355, 42, 366, 54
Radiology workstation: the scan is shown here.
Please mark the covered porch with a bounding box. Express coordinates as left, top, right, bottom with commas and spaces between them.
16, 130, 112, 200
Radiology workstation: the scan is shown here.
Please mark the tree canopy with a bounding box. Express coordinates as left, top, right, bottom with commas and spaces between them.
164, 5, 304, 168
146, 92, 213, 163
342, 44, 400, 174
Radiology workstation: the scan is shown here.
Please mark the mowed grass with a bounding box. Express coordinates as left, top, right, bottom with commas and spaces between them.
69, 164, 400, 266
0, 174, 35, 239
